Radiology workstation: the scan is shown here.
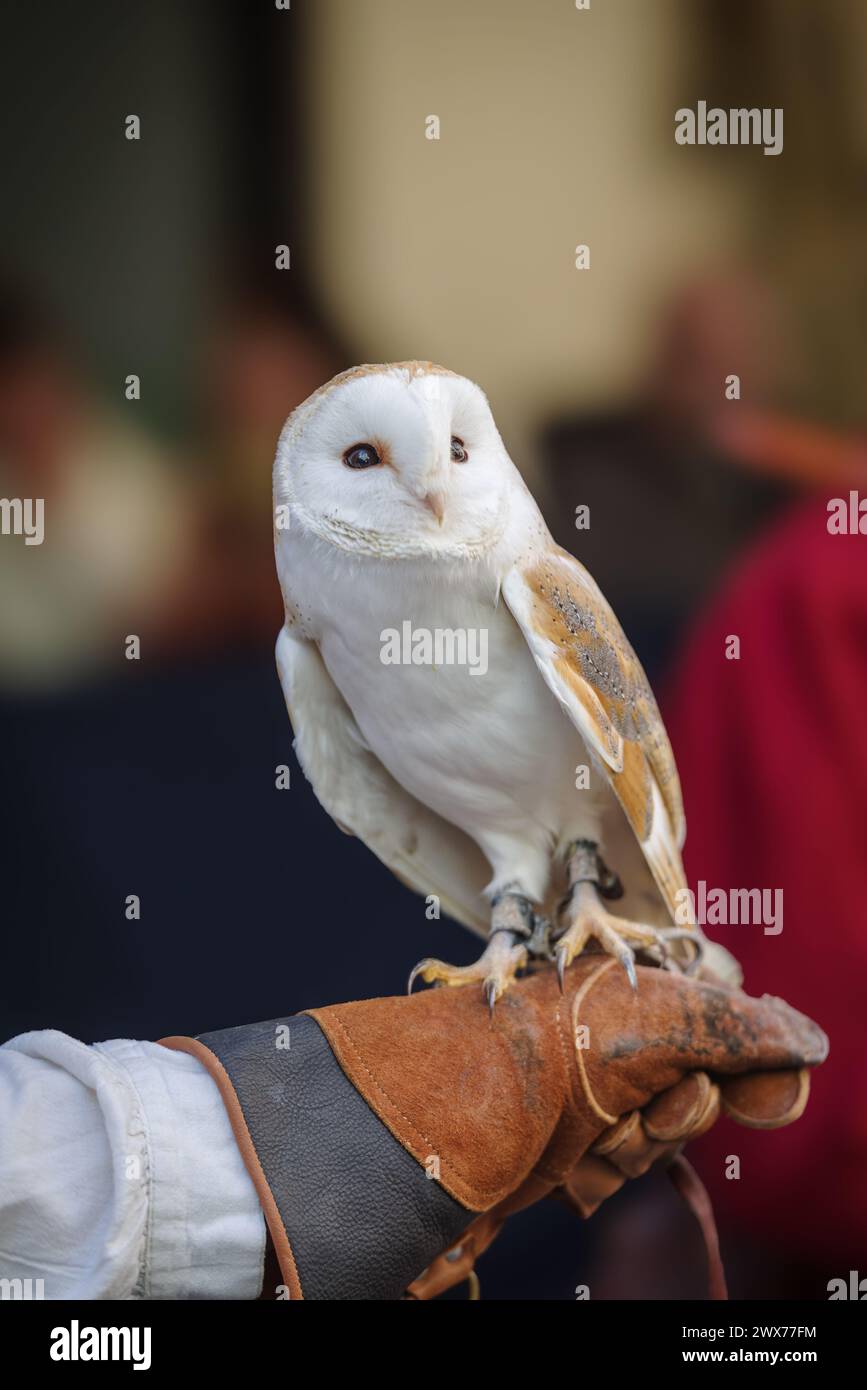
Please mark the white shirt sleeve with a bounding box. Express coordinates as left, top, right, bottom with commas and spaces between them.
0, 1030, 266, 1300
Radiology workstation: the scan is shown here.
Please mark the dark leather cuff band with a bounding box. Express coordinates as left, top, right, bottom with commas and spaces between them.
160, 1013, 471, 1300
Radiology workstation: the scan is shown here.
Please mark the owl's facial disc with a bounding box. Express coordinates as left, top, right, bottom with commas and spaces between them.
277, 365, 511, 554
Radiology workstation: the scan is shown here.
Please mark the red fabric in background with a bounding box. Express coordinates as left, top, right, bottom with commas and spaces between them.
664, 497, 867, 1269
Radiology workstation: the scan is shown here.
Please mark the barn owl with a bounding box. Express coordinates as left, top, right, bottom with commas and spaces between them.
273, 362, 736, 1006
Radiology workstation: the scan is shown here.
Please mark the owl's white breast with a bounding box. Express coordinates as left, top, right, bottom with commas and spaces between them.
286, 533, 607, 900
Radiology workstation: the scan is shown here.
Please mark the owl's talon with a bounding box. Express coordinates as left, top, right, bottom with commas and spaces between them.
622, 948, 638, 993
657, 928, 704, 975
556, 945, 568, 994
407, 959, 438, 995
483, 978, 498, 1019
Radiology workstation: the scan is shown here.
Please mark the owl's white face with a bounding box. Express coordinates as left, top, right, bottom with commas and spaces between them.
275, 364, 514, 555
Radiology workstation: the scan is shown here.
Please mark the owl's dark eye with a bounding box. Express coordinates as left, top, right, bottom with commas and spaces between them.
450, 436, 468, 463
343, 443, 382, 470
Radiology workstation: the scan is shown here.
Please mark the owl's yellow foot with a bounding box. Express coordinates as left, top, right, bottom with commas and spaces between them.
553, 839, 682, 991
554, 882, 669, 992
408, 886, 540, 1014
408, 932, 528, 1015
554, 839, 704, 987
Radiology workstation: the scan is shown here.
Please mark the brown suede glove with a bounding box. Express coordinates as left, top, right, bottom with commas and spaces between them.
164, 952, 827, 1299
308, 954, 828, 1299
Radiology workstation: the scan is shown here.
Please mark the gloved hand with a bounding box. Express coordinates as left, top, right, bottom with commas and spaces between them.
160, 954, 827, 1300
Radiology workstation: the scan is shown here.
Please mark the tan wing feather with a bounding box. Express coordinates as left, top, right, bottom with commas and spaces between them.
502, 548, 688, 923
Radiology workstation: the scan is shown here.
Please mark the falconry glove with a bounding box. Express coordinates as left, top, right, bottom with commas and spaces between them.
160, 956, 827, 1300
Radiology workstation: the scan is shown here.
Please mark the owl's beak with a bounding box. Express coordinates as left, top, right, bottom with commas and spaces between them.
422, 489, 447, 524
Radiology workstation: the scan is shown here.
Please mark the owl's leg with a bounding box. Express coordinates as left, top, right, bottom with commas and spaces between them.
408, 885, 541, 1015
554, 839, 673, 991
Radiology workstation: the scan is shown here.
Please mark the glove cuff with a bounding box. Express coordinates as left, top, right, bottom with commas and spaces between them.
159, 1013, 472, 1300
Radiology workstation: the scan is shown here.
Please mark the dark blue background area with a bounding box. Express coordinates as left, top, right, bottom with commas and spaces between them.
0, 648, 466, 1040
0, 646, 614, 1299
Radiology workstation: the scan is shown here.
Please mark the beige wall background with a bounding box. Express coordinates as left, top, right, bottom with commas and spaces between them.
306, 0, 746, 476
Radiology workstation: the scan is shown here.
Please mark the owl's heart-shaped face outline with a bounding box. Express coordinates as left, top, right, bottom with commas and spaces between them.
274, 362, 516, 556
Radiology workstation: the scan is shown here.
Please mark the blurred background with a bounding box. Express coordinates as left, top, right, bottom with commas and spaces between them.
2, 0, 866, 1299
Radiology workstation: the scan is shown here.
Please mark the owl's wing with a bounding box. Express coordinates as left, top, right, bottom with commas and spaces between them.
502, 546, 688, 923
276, 626, 490, 936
